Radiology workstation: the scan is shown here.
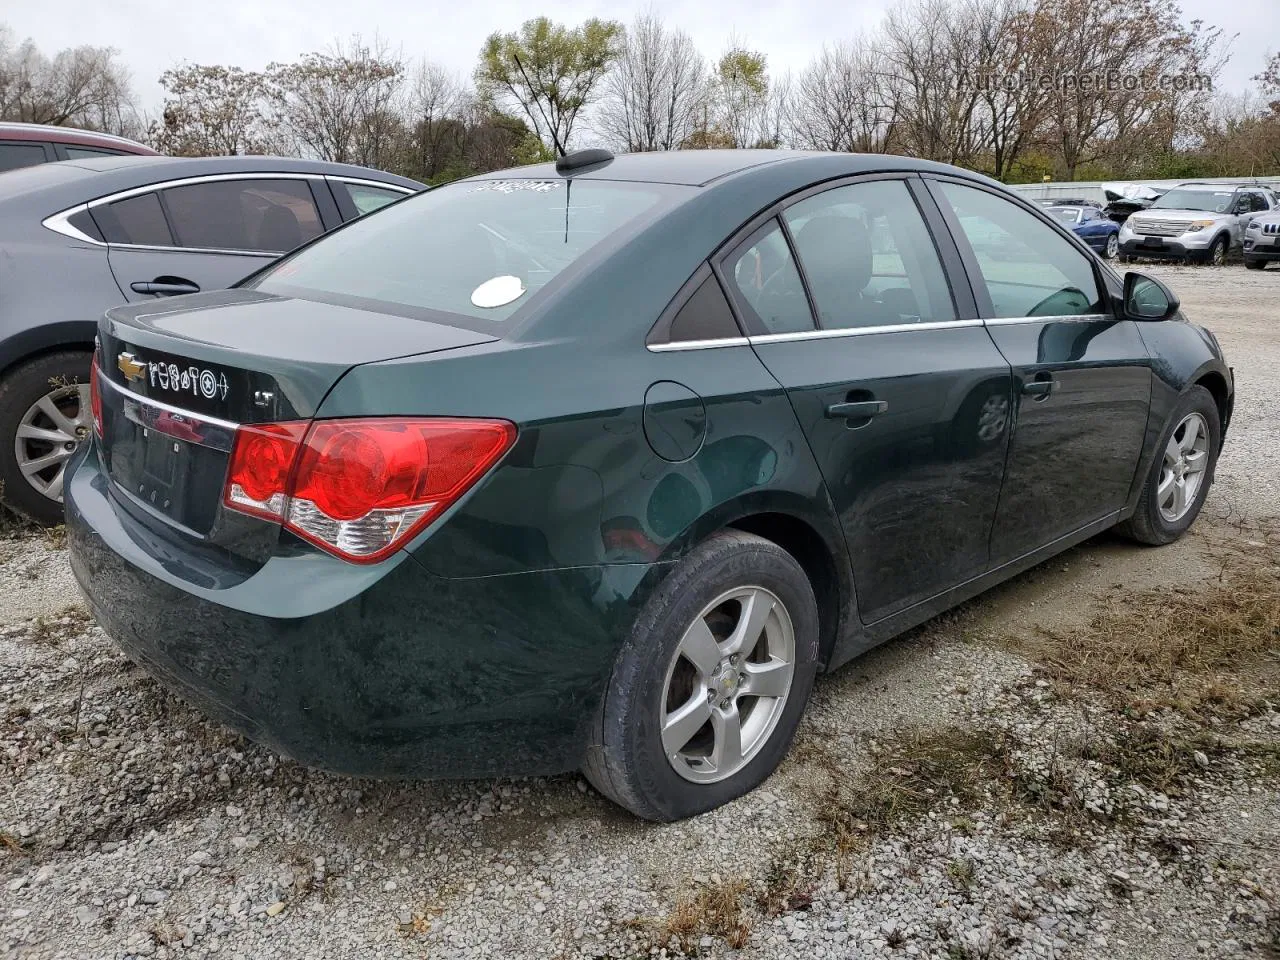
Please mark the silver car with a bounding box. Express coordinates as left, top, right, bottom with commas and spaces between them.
1118, 182, 1277, 265
1244, 208, 1280, 270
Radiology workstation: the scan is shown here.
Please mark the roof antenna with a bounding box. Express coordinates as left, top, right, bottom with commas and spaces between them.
512, 53, 566, 159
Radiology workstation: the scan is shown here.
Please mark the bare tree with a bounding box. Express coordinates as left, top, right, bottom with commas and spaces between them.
596, 12, 708, 151
0, 25, 135, 131
401, 60, 471, 181
152, 64, 269, 156
265, 36, 406, 167
881, 0, 989, 167
790, 39, 899, 153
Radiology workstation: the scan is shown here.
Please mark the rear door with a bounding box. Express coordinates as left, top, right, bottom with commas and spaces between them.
91, 176, 333, 303
925, 177, 1151, 564
720, 175, 1013, 624
327, 178, 415, 220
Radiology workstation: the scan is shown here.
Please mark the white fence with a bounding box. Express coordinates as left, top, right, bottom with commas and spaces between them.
1009, 176, 1280, 206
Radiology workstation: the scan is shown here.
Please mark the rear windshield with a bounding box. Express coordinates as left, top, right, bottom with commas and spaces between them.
1047, 207, 1082, 224
252, 178, 680, 323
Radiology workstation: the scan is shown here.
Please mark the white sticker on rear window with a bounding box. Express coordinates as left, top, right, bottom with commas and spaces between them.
470, 180, 560, 194
471, 275, 526, 309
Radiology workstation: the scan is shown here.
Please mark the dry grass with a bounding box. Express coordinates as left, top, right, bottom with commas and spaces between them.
1007, 521, 1279, 715
658, 878, 752, 952
816, 728, 1011, 852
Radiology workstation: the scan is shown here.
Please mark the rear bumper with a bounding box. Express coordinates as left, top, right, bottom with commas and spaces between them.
65, 445, 654, 780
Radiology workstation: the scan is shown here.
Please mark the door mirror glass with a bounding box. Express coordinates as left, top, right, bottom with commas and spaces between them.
1122, 272, 1179, 321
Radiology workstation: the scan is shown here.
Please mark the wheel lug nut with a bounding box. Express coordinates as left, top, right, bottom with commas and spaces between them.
729, 654, 739, 665
719, 699, 730, 710
707, 689, 716, 703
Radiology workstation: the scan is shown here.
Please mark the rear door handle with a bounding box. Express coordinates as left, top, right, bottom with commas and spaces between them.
826, 400, 888, 419
131, 278, 200, 296
1022, 379, 1054, 397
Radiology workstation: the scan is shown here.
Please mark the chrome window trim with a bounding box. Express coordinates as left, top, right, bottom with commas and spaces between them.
647, 336, 750, 353
97, 369, 239, 452
42, 172, 335, 254
748, 318, 984, 344
982, 313, 1113, 326
324, 175, 416, 194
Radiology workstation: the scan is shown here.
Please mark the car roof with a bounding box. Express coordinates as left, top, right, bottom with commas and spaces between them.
0, 155, 425, 206
470, 149, 989, 188
0, 121, 157, 154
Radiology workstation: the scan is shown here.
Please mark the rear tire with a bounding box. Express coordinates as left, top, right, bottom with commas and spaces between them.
1244, 258, 1265, 271
584, 530, 819, 821
1103, 234, 1119, 260
0, 351, 93, 526
1116, 385, 1220, 546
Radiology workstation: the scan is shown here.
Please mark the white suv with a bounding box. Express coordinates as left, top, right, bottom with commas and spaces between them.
1118, 182, 1277, 265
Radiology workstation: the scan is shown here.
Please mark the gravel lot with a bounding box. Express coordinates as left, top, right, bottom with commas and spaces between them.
1, 262, 1277, 960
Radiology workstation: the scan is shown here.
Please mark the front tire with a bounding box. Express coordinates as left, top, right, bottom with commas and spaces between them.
0, 350, 93, 526
1244, 258, 1266, 271
1203, 234, 1229, 266
1116, 385, 1220, 546
584, 530, 819, 821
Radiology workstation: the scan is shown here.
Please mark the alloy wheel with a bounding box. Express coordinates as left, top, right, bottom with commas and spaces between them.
660, 586, 796, 784
1105, 234, 1118, 259
1158, 412, 1209, 523
14, 383, 91, 503
1211, 238, 1227, 266
976, 395, 1010, 442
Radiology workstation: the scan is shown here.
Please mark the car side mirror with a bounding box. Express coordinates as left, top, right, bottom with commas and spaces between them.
1122, 272, 1180, 322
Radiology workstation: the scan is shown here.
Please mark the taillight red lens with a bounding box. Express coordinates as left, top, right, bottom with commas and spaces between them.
223, 417, 516, 563
89, 350, 104, 437
223, 422, 308, 521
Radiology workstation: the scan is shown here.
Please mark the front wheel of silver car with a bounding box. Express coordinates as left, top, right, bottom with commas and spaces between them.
1104, 234, 1119, 259
1207, 234, 1229, 266
0, 350, 93, 526
584, 530, 819, 821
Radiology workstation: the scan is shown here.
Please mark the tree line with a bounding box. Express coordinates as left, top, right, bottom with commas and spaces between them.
3, 0, 1280, 186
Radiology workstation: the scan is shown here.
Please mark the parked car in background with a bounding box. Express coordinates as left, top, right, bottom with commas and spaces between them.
1035, 197, 1101, 209
1118, 181, 1278, 265
1101, 182, 1166, 225
1046, 204, 1120, 259
65, 149, 1232, 821
0, 122, 158, 171
0, 155, 423, 523
1243, 209, 1280, 270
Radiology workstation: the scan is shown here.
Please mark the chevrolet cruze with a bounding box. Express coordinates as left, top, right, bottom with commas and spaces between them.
66, 150, 1233, 820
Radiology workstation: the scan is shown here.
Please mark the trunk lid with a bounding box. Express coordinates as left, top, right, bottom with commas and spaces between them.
95, 290, 497, 551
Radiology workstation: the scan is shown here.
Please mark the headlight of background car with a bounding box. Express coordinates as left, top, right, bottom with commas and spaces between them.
1247, 221, 1261, 231
1185, 220, 1215, 233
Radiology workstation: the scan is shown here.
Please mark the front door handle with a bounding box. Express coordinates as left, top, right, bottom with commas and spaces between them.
131, 278, 200, 297
826, 400, 888, 419
1022, 379, 1054, 397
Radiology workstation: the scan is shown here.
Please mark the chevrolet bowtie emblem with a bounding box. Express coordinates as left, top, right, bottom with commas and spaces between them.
117, 352, 146, 381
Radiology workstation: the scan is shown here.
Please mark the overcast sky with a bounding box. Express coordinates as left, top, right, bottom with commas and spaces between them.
6, 0, 1276, 115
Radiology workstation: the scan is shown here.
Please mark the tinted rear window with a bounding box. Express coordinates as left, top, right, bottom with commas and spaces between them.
252, 179, 679, 322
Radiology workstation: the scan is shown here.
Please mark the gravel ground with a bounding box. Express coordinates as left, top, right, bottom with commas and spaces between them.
1, 263, 1277, 960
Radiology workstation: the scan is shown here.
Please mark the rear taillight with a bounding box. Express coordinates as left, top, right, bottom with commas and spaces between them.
223, 417, 516, 564
89, 349, 104, 437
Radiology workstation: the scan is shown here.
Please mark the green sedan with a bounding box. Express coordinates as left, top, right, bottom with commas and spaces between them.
65, 149, 1233, 821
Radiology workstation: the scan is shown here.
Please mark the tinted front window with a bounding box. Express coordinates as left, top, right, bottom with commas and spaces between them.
1150, 189, 1233, 213
0, 142, 47, 171
1248, 192, 1269, 213
784, 180, 955, 329
97, 192, 173, 246
163, 179, 324, 252
342, 182, 406, 216
938, 182, 1103, 319
64, 146, 123, 159
255, 179, 674, 323
722, 219, 813, 335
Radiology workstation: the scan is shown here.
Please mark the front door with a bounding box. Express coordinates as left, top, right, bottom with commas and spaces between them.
926, 178, 1152, 564
718, 176, 1013, 624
